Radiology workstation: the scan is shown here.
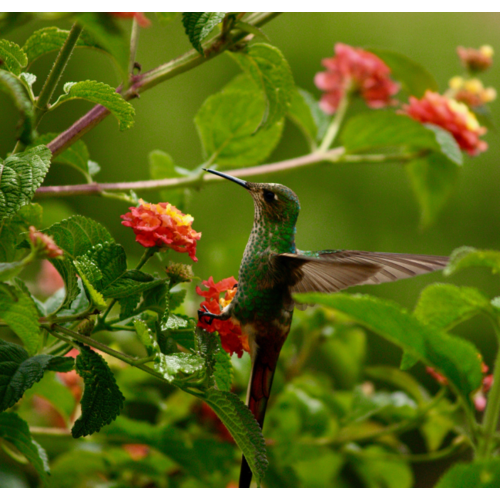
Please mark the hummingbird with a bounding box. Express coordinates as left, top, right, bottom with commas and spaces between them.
198, 168, 448, 488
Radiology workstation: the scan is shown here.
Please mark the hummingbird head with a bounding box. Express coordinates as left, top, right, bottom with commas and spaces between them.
204, 169, 301, 223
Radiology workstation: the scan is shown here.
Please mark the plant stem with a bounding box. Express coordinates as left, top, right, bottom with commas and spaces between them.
476, 320, 500, 459
127, 18, 140, 87
318, 93, 350, 153
34, 23, 83, 125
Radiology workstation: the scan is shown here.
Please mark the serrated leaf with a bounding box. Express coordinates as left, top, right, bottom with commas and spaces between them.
154, 352, 205, 383
0, 68, 34, 144
0, 413, 50, 483
437, 459, 500, 487
203, 388, 268, 484
133, 319, 160, 356
288, 87, 329, 148
368, 48, 438, 98
228, 43, 295, 129
53, 80, 135, 131
295, 293, 483, 408
169, 289, 187, 311
73, 257, 107, 310
23, 27, 102, 66
214, 336, 232, 392
195, 89, 283, 168
182, 12, 226, 55
71, 344, 125, 438
444, 246, 500, 277
406, 152, 459, 229
341, 111, 462, 166
0, 338, 72, 412
156, 13, 179, 25
0, 39, 27, 75
415, 283, 493, 330
0, 283, 42, 355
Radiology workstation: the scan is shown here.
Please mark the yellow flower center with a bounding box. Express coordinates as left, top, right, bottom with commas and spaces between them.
140, 200, 194, 226
480, 45, 494, 58
447, 98, 481, 131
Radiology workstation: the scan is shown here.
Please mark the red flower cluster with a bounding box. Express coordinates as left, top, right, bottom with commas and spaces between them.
29, 226, 63, 259
457, 45, 493, 73
196, 276, 249, 357
110, 12, 151, 28
314, 43, 399, 114
121, 200, 201, 262
447, 76, 496, 108
402, 91, 487, 156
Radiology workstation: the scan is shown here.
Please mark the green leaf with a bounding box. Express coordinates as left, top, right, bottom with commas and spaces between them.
0, 145, 51, 220
287, 87, 329, 148
368, 48, 438, 97
156, 13, 179, 25
182, 12, 226, 55
0, 39, 27, 75
53, 80, 135, 131
154, 352, 205, 383
415, 283, 493, 330
436, 459, 500, 487
0, 283, 42, 355
444, 246, 500, 277
23, 27, 102, 66
0, 255, 32, 282
0, 338, 73, 412
0, 69, 34, 144
406, 153, 459, 229
71, 344, 125, 438
203, 388, 268, 485
228, 43, 295, 129
214, 335, 232, 392
75, 13, 129, 74
341, 111, 462, 166
72, 257, 107, 310
0, 413, 49, 483
195, 89, 283, 167
133, 319, 160, 356
294, 293, 483, 407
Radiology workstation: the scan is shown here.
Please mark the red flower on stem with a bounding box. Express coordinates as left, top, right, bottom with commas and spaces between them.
314, 43, 399, 114
110, 12, 151, 28
402, 91, 487, 156
457, 45, 493, 73
29, 226, 64, 259
121, 200, 201, 262
196, 276, 249, 357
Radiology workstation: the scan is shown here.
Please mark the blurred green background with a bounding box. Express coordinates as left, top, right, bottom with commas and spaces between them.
1, 13, 500, 486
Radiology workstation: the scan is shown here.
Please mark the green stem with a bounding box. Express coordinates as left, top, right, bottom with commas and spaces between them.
127, 18, 140, 87
476, 320, 500, 459
318, 93, 350, 153
34, 23, 83, 125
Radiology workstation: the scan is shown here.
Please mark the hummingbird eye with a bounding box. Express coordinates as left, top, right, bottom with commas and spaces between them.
263, 190, 276, 202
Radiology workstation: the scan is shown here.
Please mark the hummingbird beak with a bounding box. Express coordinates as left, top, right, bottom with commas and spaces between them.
203, 168, 249, 190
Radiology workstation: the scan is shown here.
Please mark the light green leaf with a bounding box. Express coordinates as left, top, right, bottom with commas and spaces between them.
425, 124, 462, 166
133, 319, 160, 356
182, 12, 226, 55
0, 283, 42, 355
53, 80, 135, 131
0, 39, 27, 75
436, 459, 500, 487
368, 48, 438, 97
0, 256, 32, 282
415, 283, 493, 330
19, 72, 36, 101
71, 344, 125, 438
0, 413, 49, 483
73, 257, 107, 310
195, 89, 283, 167
203, 388, 268, 485
156, 13, 179, 25
444, 246, 500, 277
295, 293, 483, 407
0, 69, 34, 144
228, 43, 295, 129
406, 152, 459, 229
154, 352, 205, 383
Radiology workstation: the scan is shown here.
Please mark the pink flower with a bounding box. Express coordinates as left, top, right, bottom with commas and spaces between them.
29, 226, 64, 259
314, 43, 399, 114
37, 260, 64, 296
402, 91, 487, 156
109, 12, 151, 28
457, 45, 493, 73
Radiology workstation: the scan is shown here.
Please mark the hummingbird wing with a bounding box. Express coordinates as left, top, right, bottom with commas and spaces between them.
276, 250, 448, 296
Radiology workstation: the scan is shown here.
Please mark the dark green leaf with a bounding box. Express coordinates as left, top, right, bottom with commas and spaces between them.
0, 69, 34, 143
228, 43, 295, 129
71, 344, 125, 438
415, 283, 493, 330
214, 335, 232, 391
195, 89, 283, 167
182, 12, 226, 55
444, 246, 500, 276
156, 13, 179, 25
154, 352, 205, 383
295, 293, 483, 407
406, 153, 459, 229
204, 388, 268, 485
0, 39, 27, 75
53, 80, 135, 131
0, 283, 42, 355
0, 412, 49, 482
368, 48, 438, 97
437, 459, 500, 487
